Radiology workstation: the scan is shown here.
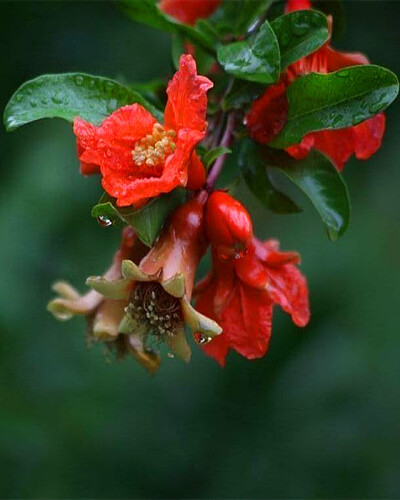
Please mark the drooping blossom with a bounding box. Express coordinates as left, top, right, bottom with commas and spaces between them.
194, 193, 309, 366
48, 228, 161, 374
246, 0, 386, 170
74, 54, 212, 207
159, 0, 221, 25
87, 195, 222, 362
195, 238, 310, 366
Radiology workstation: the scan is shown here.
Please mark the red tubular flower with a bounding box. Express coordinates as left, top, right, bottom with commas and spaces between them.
246, 0, 386, 170
159, 0, 221, 25
195, 238, 310, 366
74, 55, 213, 207
205, 191, 253, 260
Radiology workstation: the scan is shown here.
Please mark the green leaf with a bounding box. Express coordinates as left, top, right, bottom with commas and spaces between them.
259, 147, 350, 240
210, 0, 273, 37
270, 65, 399, 148
222, 79, 265, 111
217, 21, 280, 84
203, 147, 232, 169
271, 10, 329, 69
120, 0, 215, 53
4, 73, 163, 131
91, 190, 187, 247
236, 138, 301, 214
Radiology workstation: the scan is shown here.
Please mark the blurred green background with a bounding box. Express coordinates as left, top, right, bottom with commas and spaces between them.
1, 1, 399, 498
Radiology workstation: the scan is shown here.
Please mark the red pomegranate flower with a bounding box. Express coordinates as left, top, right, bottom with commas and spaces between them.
159, 0, 221, 25
195, 238, 310, 366
246, 0, 386, 170
74, 54, 213, 207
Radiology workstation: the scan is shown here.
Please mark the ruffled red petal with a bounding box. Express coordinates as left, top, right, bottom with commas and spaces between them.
325, 45, 369, 72
246, 81, 289, 144
159, 0, 220, 25
312, 128, 356, 170
285, 0, 312, 12
353, 113, 385, 161
266, 263, 310, 327
286, 134, 314, 160
164, 54, 213, 133
73, 118, 101, 175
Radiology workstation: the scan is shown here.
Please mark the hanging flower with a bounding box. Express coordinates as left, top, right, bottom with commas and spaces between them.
246, 0, 386, 170
87, 196, 222, 363
73, 54, 213, 207
195, 238, 310, 366
159, 0, 221, 25
47, 228, 161, 373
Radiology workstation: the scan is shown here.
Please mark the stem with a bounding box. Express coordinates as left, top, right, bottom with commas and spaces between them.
206, 113, 235, 189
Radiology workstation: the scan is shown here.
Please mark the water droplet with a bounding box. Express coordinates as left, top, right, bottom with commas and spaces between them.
52, 93, 63, 104
16, 94, 23, 103
97, 216, 112, 227
331, 114, 343, 127
89, 79, 96, 89
41, 97, 48, 105
194, 333, 212, 345
310, 11, 322, 27
105, 81, 115, 92
75, 75, 84, 86
336, 70, 349, 78
167, 352, 175, 359
353, 113, 365, 124
291, 19, 309, 36
105, 148, 112, 158
369, 101, 385, 114
29, 98, 38, 108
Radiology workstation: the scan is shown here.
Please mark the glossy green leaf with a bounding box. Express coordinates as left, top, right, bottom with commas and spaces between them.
120, 0, 215, 53
222, 79, 265, 111
260, 147, 350, 240
210, 0, 273, 37
92, 189, 187, 247
217, 21, 280, 84
4, 73, 163, 131
271, 10, 329, 69
270, 65, 399, 148
237, 138, 300, 214
203, 146, 232, 169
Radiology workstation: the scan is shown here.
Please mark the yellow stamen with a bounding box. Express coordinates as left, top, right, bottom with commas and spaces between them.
132, 122, 176, 168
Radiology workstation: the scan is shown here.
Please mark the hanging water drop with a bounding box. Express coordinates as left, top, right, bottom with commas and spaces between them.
194, 333, 212, 345
75, 75, 84, 86
97, 216, 112, 227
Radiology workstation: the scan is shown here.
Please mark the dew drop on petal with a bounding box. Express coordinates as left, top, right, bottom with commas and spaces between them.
75, 75, 84, 86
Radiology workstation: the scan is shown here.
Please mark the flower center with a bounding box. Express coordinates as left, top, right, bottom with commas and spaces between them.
127, 282, 183, 338
132, 123, 176, 172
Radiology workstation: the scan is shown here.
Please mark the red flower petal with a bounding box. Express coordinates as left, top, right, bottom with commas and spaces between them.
286, 134, 314, 160
246, 81, 289, 144
159, 0, 220, 25
186, 151, 206, 190
286, 0, 312, 12
312, 128, 355, 170
325, 45, 369, 72
99, 104, 156, 144
164, 54, 213, 133
353, 113, 385, 161
73, 117, 101, 175
266, 263, 310, 327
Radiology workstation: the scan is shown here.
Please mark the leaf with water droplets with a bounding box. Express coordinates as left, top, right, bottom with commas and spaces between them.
271, 10, 329, 69
270, 65, 399, 149
3, 73, 163, 131
91, 189, 187, 247
259, 146, 350, 240
217, 21, 280, 84
236, 138, 301, 214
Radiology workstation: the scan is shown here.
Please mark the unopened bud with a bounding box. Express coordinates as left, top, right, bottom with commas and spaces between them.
205, 191, 253, 260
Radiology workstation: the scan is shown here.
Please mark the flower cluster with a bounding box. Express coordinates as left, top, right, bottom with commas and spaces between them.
6, 0, 397, 374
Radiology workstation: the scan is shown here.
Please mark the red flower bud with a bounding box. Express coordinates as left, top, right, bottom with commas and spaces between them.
205, 191, 253, 260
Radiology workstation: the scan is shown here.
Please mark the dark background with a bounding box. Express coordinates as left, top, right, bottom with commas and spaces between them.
0, 1, 399, 498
